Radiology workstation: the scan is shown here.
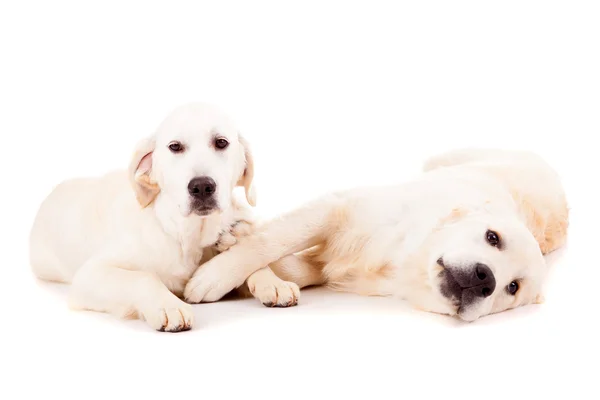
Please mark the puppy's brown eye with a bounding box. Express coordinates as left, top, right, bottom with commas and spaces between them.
507, 281, 519, 295
485, 230, 501, 248
215, 138, 229, 150
168, 141, 184, 153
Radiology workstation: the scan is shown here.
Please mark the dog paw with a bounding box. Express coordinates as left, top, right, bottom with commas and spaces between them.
247, 275, 300, 308
215, 220, 254, 253
184, 264, 240, 304
142, 300, 194, 332
215, 230, 237, 253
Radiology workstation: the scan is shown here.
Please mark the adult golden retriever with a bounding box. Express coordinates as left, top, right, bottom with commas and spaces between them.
184, 148, 568, 321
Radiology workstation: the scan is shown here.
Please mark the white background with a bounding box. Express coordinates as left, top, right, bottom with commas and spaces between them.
1, 1, 599, 399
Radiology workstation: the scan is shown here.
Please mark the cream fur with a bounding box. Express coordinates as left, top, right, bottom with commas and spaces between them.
29, 102, 298, 332
184, 148, 568, 321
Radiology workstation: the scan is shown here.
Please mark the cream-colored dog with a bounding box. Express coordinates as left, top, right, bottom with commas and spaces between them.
29, 102, 298, 332
184, 148, 568, 321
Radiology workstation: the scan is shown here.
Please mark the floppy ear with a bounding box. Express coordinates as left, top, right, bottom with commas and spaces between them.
128, 137, 160, 208
516, 196, 569, 255
236, 134, 257, 206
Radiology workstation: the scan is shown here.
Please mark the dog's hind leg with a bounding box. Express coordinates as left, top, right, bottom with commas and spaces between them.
29, 243, 73, 284
69, 257, 194, 332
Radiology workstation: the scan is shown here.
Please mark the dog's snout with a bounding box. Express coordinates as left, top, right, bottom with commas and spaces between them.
188, 177, 216, 199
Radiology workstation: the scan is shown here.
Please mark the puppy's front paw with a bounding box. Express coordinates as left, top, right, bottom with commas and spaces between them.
215, 220, 254, 253
142, 299, 194, 332
247, 270, 300, 308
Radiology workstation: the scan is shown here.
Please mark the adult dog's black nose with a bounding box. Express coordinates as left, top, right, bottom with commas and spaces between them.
188, 177, 216, 199
470, 264, 496, 298
450, 263, 496, 298
440, 262, 496, 304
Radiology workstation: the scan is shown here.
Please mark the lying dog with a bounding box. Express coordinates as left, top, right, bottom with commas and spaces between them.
29, 102, 298, 332
184, 148, 569, 321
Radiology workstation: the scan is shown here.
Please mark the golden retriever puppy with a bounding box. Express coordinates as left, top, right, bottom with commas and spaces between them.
29, 102, 298, 332
184, 149, 568, 321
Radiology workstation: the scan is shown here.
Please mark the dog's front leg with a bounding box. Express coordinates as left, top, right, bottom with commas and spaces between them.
184, 194, 340, 303
243, 267, 300, 307
208, 203, 301, 307
69, 257, 194, 332
214, 195, 257, 253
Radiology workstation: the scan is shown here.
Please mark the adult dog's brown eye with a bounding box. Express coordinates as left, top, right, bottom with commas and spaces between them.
507, 281, 519, 295
215, 138, 229, 150
485, 230, 501, 248
168, 141, 184, 153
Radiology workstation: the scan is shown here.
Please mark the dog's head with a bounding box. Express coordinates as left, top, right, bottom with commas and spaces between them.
128, 103, 256, 216
424, 209, 546, 321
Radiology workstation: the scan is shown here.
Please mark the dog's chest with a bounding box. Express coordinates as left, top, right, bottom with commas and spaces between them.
146, 217, 223, 296
150, 242, 205, 296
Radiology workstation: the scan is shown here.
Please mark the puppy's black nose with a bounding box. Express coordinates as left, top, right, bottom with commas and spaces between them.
188, 177, 216, 199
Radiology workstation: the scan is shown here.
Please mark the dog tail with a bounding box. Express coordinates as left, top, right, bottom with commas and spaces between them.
422, 148, 538, 172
